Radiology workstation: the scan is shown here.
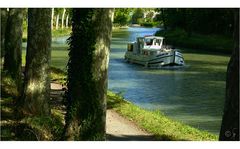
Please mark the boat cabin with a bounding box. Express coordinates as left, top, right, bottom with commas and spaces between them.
127, 36, 165, 55
144, 36, 164, 48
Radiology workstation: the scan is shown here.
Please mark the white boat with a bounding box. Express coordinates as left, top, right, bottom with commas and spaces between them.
124, 36, 184, 67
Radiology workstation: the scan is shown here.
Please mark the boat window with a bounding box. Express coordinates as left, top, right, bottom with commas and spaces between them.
145, 38, 153, 46
155, 39, 162, 46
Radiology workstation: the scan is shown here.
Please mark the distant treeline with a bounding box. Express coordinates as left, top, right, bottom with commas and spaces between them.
113, 8, 160, 27
156, 8, 235, 37
154, 8, 237, 53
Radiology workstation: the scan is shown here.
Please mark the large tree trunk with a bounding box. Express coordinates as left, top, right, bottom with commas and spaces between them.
61, 8, 66, 29
219, 9, 239, 141
64, 8, 114, 141
19, 8, 52, 116
1, 8, 8, 59
3, 8, 23, 93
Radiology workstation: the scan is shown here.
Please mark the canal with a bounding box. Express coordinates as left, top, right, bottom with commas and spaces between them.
108, 27, 230, 134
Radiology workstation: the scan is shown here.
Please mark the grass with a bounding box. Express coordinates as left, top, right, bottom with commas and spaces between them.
155, 28, 234, 54
22, 28, 71, 42
52, 28, 72, 38
1, 70, 66, 141
107, 91, 218, 141
140, 21, 159, 27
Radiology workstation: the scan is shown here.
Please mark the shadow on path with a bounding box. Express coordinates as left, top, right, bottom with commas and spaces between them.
107, 134, 156, 141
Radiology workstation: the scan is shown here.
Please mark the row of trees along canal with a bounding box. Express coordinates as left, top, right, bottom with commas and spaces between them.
0, 8, 239, 140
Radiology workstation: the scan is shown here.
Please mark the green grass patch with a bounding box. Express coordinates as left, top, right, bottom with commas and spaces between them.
19, 115, 64, 140
155, 28, 234, 54
52, 28, 72, 38
50, 67, 67, 85
140, 21, 159, 27
1, 65, 66, 140
107, 91, 218, 141
1, 69, 66, 141
22, 28, 71, 42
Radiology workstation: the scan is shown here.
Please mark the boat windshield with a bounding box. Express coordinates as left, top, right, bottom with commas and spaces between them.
145, 38, 162, 46
154, 39, 162, 46
145, 38, 153, 46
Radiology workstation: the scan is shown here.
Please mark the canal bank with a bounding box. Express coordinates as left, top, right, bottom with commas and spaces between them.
107, 91, 218, 140
155, 28, 234, 54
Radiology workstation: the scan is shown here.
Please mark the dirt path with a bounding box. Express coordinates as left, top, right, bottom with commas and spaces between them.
106, 109, 155, 141
50, 82, 155, 141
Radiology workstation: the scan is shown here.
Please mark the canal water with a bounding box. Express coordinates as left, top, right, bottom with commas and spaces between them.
108, 27, 230, 134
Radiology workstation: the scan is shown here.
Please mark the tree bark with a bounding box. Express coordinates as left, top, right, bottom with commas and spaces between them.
3, 8, 23, 93
51, 8, 54, 30
19, 8, 52, 116
219, 9, 239, 141
56, 14, 59, 30
65, 14, 69, 28
1, 8, 8, 59
61, 8, 66, 29
64, 8, 114, 141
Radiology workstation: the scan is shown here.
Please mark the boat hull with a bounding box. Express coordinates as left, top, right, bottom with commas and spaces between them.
125, 51, 184, 67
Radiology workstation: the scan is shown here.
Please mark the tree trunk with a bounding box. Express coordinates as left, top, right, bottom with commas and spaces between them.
61, 8, 66, 29
1, 8, 8, 59
56, 14, 59, 30
19, 8, 52, 116
64, 8, 114, 141
219, 9, 239, 141
51, 8, 54, 30
3, 8, 23, 93
65, 14, 69, 28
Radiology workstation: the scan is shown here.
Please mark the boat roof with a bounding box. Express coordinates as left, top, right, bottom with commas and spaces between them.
144, 36, 164, 39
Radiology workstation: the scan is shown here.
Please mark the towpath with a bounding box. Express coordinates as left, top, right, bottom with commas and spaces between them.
50, 82, 155, 141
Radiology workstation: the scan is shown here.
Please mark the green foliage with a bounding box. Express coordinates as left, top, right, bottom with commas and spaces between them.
155, 28, 234, 53
154, 9, 235, 53
113, 8, 131, 26
155, 8, 235, 36
131, 8, 144, 24
140, 21, 159, 27
107, 91, 218, 141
